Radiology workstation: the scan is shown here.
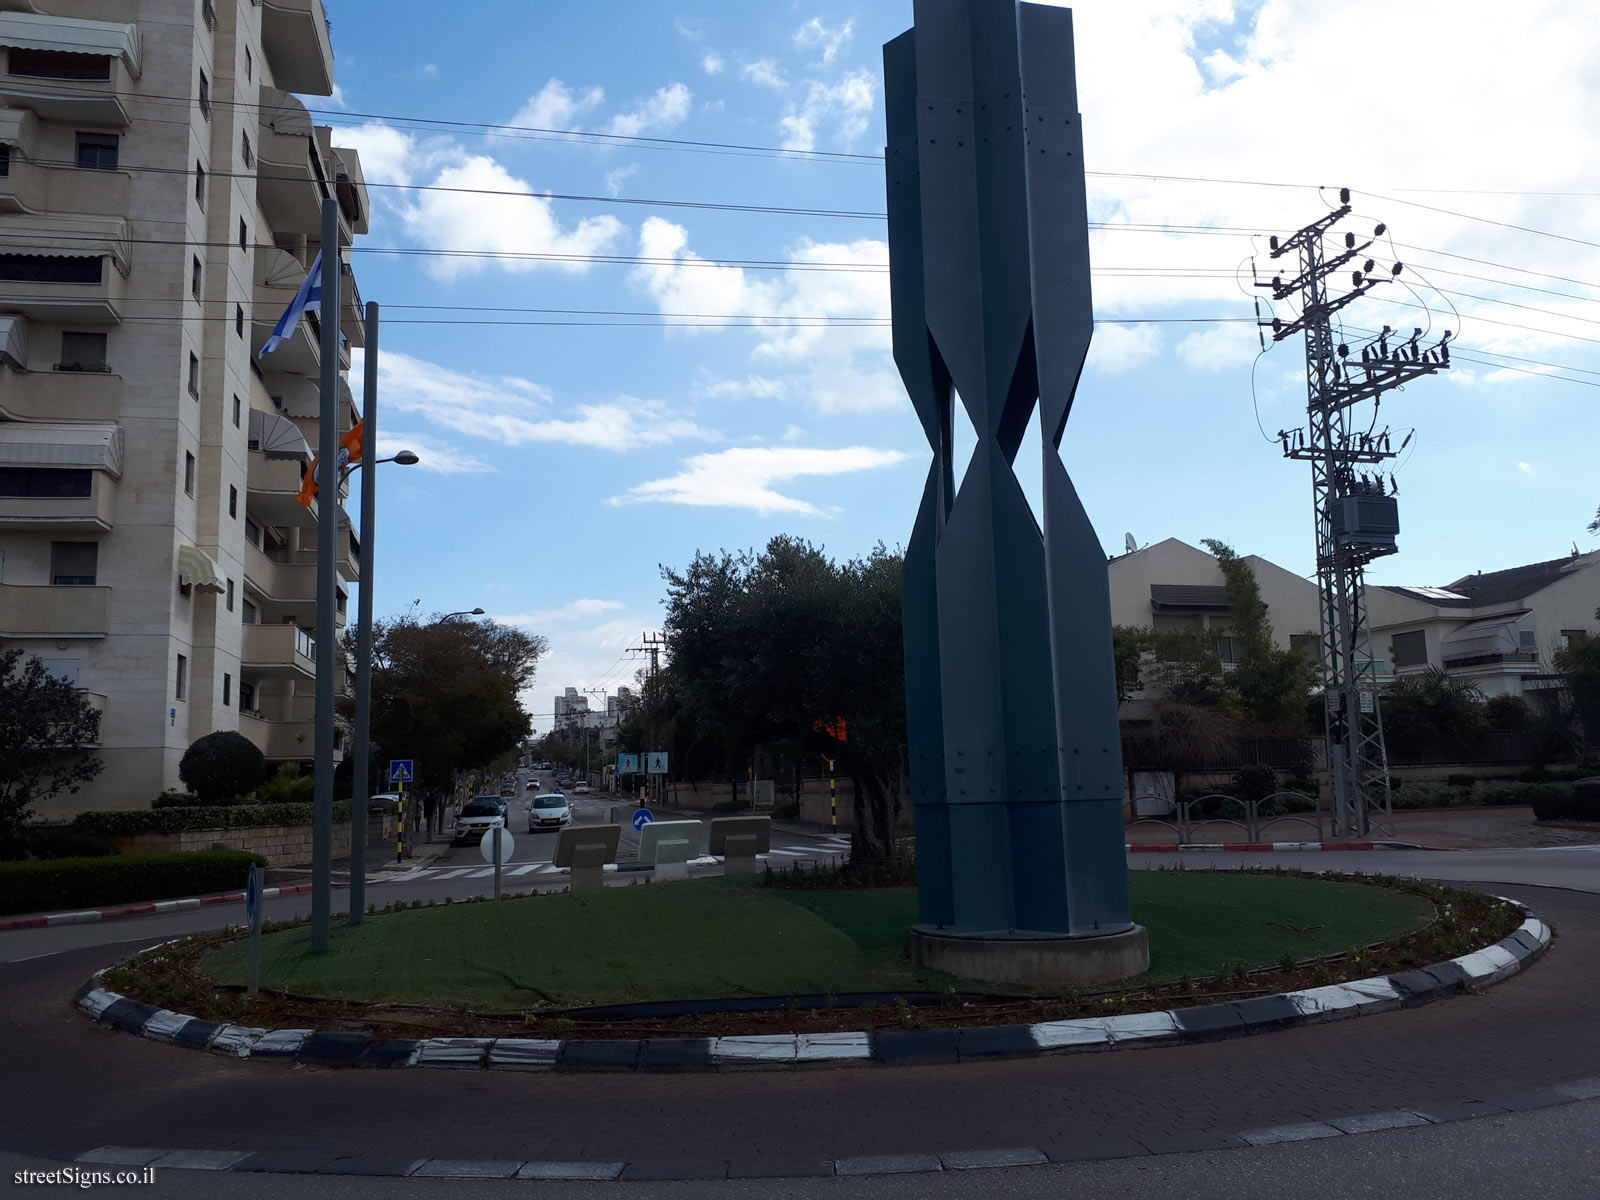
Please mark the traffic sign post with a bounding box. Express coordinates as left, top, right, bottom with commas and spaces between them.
617, 753, 640, 775
632, 808, 654, 833
479, 826, 514, 899
646, 752, 668, 774
245, 864, 264, 995
389, 760, 414, 865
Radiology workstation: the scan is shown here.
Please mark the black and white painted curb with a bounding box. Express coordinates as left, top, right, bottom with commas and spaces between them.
73, 904, 1550, 1073
63, 1074, 1600, 1181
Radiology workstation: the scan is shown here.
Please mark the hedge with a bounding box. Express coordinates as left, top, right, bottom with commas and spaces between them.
0, 850, 266, 917
73, 800, 353, 837
1532, 779, 1600, 823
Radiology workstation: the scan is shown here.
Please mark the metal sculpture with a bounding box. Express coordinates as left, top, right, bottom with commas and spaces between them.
887, 0, 1141, 970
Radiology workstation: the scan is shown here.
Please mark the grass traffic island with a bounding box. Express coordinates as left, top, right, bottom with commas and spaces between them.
102, 868, 1518, 1041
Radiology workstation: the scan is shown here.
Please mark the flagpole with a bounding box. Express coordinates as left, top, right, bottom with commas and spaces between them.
348, 301, 379, 926
310, 197, 342, 954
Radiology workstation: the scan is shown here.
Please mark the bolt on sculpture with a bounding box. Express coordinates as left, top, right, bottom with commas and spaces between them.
887, 0, 1148, 985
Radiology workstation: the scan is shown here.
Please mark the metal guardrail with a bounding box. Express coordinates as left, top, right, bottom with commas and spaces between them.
1127, 790, 1327, 843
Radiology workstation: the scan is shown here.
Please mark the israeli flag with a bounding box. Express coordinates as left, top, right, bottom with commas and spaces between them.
257, 250, 322, 358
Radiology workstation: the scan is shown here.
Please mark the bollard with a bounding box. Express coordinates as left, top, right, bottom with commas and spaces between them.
722, 833, 760, 876
570, 843, 608, 892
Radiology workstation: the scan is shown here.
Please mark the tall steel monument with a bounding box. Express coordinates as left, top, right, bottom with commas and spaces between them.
886, 0, 1145, 985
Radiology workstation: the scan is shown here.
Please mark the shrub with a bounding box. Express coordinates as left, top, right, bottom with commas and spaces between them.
151, 789, 203, 809
1531, 778, 1600, 822
179, 732, 265, 804
255, 764, 314, 806
1389, 782, 1470, 810
73, 800, 352, 837
772, 801, 801, 820
1478, 781, 1573, 809
1445, 774, 1477, 789
17, 825, 119, 860
0, 850, 265, 916
1282, 777, 1320, 797
1229, 764, 1277, 805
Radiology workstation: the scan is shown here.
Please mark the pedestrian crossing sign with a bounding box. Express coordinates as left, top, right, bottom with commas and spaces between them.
389, 759, 414, 783
647, 752, 669, 775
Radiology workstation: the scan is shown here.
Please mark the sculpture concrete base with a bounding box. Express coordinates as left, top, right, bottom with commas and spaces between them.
908, 924, 1149, 988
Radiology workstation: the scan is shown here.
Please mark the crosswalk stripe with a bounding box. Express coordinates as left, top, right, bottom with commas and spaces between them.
433, 868, 473, 880
467, 867, 496, 878
509, 864, 539, 876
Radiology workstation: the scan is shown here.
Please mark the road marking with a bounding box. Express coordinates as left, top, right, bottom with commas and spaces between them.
509, 865, 539, 876
433, 868, 473, 880
467, 867, 497, 878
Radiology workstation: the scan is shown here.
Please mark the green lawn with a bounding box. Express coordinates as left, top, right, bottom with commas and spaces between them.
203, 872, 1431, 1009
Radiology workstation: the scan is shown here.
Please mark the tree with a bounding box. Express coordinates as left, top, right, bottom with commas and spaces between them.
344, 609, 546, 805
1202, 539, 1320, 731
661, 537, 908, 867
1380, 668, 1490, 756
0, 648, 103, 852
179, 731, 265, 803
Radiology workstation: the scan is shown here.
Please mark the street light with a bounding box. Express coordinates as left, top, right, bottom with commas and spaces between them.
441, 608, 485, 620
346, 426, 421, 927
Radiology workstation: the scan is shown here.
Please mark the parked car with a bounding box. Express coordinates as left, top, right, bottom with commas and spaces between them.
453, 796, 507, 844
572, 783, 591, 794
526, 793, 572, 831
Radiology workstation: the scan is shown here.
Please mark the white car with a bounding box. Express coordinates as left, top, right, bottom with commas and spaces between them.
453, 796, 507, 844
572, 783, 591, 794
526, 793, 572, 831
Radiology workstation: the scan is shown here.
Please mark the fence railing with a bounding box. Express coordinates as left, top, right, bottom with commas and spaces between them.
1126, 791, 1330, 843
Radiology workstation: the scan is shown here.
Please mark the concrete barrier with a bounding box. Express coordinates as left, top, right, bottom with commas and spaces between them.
553, 824, 620, 893
638, 819, 702, 882
709, 816, 772, 876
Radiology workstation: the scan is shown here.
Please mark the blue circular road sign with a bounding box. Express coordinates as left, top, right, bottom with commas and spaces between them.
632, 808, 655, 832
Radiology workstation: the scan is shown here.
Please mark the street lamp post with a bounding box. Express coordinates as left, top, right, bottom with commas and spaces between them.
442, 608, 485, 620
346, 301, 420, 927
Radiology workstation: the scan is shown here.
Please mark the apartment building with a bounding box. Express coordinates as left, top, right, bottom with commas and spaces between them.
0, 0, 367, 814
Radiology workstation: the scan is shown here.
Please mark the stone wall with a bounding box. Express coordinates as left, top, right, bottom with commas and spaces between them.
111, 813, 397, 868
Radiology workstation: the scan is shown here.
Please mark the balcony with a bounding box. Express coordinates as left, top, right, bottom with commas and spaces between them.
260, 0, 334, 98
245, 539, 316, 604
334, 146, 368, 236
0, 581, 109, 637
256, 88, 329, 238
239, 710, 319, 760
241, 621, 317, 680
339, 259, 364, 347
0, 366, 123, 423
339, 528, 360, 583
0, 215, 130, 323
0, 160, 130, 218
247, 449, 314, 528
0, 12, 141, 127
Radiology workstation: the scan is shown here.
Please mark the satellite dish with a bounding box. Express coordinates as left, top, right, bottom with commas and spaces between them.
1124, 532, 1138, 555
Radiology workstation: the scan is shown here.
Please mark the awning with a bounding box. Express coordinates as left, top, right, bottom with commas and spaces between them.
0, 108, 38, 160
0, 12, 141, 75
0, 421, 121, 477
177, 544, 224, 594
248, 408, 311, 460
0, 215, 131, 273
0, 314, 26, 368
1440, 611, 1534, 661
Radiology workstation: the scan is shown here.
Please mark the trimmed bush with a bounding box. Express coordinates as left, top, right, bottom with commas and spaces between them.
1532, 778, 1600, 822
1445, 773, 1477, 789
1229, 764, 1277, 805
151, 789, 203, 809
1389, 782, 1471, 810
179, 731, 265, 804
18, 826, 119, 860
0, 850, 265, 916
1478, 781, 1574, 808
73, 800, 352, 837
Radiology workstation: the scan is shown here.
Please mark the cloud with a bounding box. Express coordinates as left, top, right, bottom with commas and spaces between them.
1175, 323, 1259, 371
1086, 323, 1163, 373
778, 71, 874, 152
702, 53, 725, 76
693, 374, 791, 401
374, 430, 492, 475
495, 599, 626, 624
507, 78, 604, 131
1517, 460, 1533, 474
607, 83, 693, 138
794, 17, 854, 64
422, 63, 437, 76
612, 445, 910, 516
604, 163, 640, 196
740, 59, 788, 91
352, 348, 716, 452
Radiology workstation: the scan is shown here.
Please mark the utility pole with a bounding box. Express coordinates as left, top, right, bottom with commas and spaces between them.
1258, 188, 1451, 836
632, 631, 667, 803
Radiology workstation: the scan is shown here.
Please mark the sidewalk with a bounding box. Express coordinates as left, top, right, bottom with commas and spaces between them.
1125, 804, 1600, 851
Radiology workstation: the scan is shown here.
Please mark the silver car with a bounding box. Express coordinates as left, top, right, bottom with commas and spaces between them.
526, 793, 572, 831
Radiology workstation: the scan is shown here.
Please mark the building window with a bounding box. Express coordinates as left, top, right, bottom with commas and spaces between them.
75, 132, 118, 170
175, 653, 188, 701
50, 541, 97, 585
195, 160, 205, 207
0, 144, 10, 177
235, 303, 244, 337
244, 47, 252, 82
188, 352, 200, 397
0, 468, 92, 498
229, 484, 238, 517
232, 394, 242, 426
0, 254, 101, 283
1561, 629, 1588, 651
239, 218, 247, 250
39, 658, 79, 686
222, 672, 231, 707
10, 49, 110, 81
226, 578, 235, 611
241, 130, 253, 169
184, 450, 196, 496
1391, 630, 1428, 668
197, 69, 211, 119
191, 255, 202, 299
201, 0, 219, 33
244, 517, 260, 547
239, 680, 254, 712
58, 331, 108, 372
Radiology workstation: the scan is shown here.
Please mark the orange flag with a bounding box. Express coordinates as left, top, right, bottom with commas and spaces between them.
298, 420, 364, 509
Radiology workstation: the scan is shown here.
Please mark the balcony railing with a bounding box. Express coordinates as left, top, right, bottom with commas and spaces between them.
0, 582, 110, 636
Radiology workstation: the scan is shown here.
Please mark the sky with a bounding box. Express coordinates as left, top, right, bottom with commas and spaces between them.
320, 0, 1600, 734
